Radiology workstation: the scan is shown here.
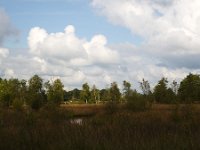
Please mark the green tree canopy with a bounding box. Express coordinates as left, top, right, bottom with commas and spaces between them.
0, 79, 11, 107
100, 88, 110, 102
45, 79, 64, 105
80, 83, 90, 103
123, 80, 131, 101
154, 78, 176, 103
178, 73, 200, 102
28, 75, 45, 110
91, 85, 100, 104
29, 75, 43, 93
109, 82, 121, 102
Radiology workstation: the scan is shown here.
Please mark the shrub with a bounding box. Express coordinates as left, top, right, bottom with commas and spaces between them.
31, 98, 42, 110
126, 93, 150, 112
0, 93, 11, 108
12, 98, 24, 111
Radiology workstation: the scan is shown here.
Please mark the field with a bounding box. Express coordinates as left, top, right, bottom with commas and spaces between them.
0, 104, 200, 150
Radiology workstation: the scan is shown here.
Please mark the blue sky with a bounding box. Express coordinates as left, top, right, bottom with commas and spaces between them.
0, 0, 140, 49
0, 0, 200, 89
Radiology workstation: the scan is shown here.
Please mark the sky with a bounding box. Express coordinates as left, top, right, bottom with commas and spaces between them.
0, 0, 200, 90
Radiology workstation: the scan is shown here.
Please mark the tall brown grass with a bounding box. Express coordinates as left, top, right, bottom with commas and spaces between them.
0, 104, 200, 150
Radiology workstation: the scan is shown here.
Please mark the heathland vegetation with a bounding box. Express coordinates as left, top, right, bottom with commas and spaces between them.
1, 73, 200, 149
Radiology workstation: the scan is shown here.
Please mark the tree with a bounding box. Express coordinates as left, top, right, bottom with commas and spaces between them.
0, 78, 23, 107
166, 87, 176, 103
72, 88, 81, 100
154, 78, 175, 103
18, 79, 27, 105
139, 79, 151, 96
0, 79, 11, 107
139, 78, 154, 106
12, 79, 28, 110
64, 90, 73, 101
91, 85, 100, 104
109, 82, 121, 102
178, 73, 200, 102
171, 80, 179, 95
29, 75, 43, 93
45, 79, 64, 105
154, 78, 168, 103
28, 75, 45, 110
80, 83, 90, 104
100, 88, 110, 102
123, 80, 131, 101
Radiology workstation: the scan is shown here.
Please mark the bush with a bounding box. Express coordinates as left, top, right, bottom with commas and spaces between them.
126, 93, 150, 112
31, 98, 42, 110
0, 93, 11, 108
12, 98, 24, 111
27, 93, 46, 110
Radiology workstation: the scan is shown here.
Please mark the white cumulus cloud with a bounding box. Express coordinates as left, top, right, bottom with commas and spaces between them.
92, 0, 200, 70
28, 25, 120, 66
84, 35, 120, 64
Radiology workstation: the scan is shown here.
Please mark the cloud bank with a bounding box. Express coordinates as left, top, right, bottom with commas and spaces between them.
2, 25, 122, 89
3, 24, 190, 89
91, 0, 200, 69
2, 1, 200, 90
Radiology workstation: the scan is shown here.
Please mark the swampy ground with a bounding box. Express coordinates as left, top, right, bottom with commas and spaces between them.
0, 104, 200, 150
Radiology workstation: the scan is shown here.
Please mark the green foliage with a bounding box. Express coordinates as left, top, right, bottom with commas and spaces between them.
64, 88, 81, 101
2, 72, 200, 109
178, 73, 200, 103
12, 98, 24, 111
109, 82, 121, 102
80, 83, 90, 103
166, 88, 177, 103
123, 80, 131, 101
100, 88, 110, 102
154, 78, 168, 103
28, 75, 45, 110
90, 85, 100, 104
154, 78, 176, 103
0, 93, 11, 108
126, 91, 150, 111
28, 75, 43, 93
139, 78, 154, 108
0, 78, 23, 108
45, 79, 64, 105
30, 97, 42, 110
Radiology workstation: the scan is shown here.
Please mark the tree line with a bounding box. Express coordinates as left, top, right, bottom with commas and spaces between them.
0, 73, 200, 110
66, 73, 200, 104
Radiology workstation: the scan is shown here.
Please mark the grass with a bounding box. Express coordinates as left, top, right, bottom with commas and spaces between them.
0, 104, 200, 150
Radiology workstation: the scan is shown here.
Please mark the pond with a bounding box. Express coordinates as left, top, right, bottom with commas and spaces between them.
70, 118, 83, 125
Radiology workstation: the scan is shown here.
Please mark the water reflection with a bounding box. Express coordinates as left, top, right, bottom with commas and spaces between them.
70, 118, 83, 125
